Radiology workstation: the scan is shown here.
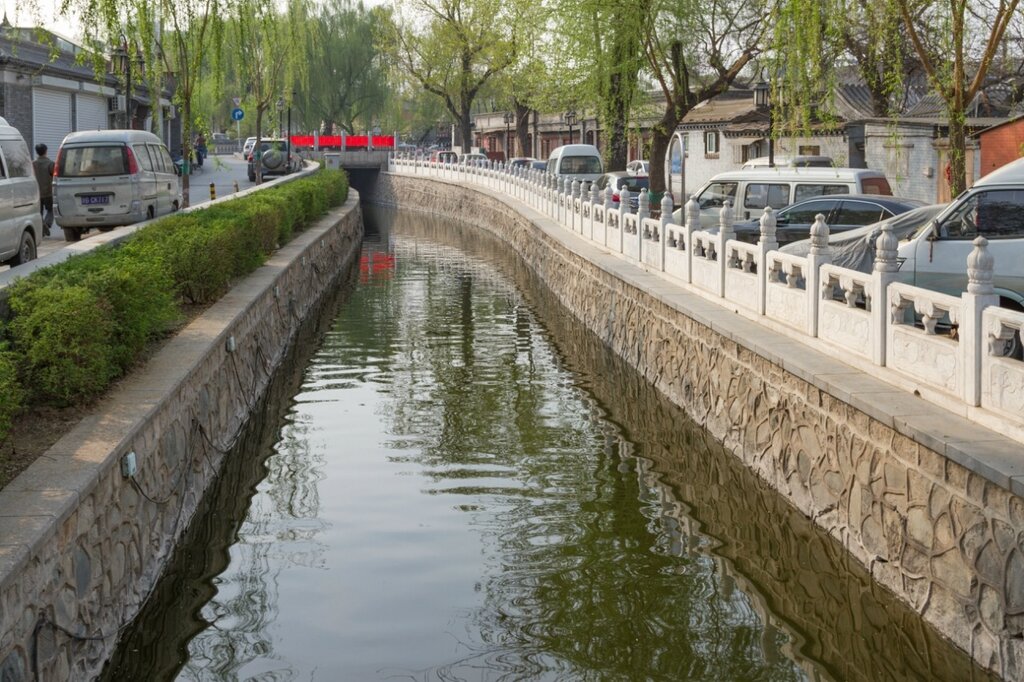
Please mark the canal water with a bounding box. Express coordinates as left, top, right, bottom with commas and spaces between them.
103, 206, 994, 681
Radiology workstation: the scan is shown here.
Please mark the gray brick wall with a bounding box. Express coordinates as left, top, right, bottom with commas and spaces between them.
3, 83, 34, 150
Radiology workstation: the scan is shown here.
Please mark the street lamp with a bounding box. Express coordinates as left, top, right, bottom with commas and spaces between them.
753, 80, 773, 168
503, 111, 514, 159
564, 109, 577, 145
112, 33, 145, 129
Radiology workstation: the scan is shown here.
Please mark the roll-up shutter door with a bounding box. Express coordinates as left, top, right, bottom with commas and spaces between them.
75, 94, 109, 132
32, 89, 72, 155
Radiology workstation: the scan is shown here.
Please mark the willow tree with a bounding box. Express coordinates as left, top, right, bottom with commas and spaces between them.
300, 0, 389, 135
773, 0, 1021, 195
644, 0, 769, 194
69, 0, 224, 206
384, 0, 518, 152
548, 0, 650, 170
227, 0, 310, 182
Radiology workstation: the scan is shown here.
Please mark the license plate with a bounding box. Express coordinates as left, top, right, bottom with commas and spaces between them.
81, 195, 110, 206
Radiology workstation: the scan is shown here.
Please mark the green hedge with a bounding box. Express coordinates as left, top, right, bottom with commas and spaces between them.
0, 168, 348, 431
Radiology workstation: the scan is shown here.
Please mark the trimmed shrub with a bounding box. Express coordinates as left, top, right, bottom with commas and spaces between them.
8, 283, 116, 405
0, 167, 349, 434
0, 344, 23, 440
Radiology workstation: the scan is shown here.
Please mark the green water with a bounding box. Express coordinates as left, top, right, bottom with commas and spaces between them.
103, 206, 994, 682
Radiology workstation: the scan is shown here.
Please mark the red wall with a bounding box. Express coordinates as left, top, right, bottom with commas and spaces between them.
979, 119, 1024, 178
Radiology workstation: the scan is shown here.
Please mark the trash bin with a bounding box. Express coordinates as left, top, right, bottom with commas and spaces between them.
324, 153, 342, 170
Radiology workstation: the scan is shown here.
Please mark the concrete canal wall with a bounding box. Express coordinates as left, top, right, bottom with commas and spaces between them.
0, 194, 363, 680
372, 173, 1024, 680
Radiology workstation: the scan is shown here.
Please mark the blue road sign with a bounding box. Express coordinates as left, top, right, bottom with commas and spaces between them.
231, 107, 244, 121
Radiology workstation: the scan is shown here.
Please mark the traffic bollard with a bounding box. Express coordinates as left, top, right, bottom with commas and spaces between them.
209, 183, 216, 201
233, 181, 240, 194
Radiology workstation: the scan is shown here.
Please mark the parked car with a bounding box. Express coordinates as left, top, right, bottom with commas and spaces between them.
247, 139, 298, 181
594, 172, 649, 210
546, 144, 604, 183
210, 132, 231, 145
530, 160, 548, 171
626, 159, 649, 175
432, 150, 458, 164
672, 167, 894, 228
890, 158, 1024, 356
0, 117, 42, 266
508, 157, 538, 169
727, 194, 925, 245
779, 204, 947, 269
242, 136, 257, 157
459, 152, 489, 166
53, 129, 182, 241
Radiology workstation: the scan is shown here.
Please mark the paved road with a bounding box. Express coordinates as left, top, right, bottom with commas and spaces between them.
11, 155, 256, 268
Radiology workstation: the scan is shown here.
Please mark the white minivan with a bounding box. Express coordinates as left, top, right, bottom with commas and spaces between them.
53, 130, 182, 241
546, 144, 604, 183
0, 117, 43, 267
673, 167, 893, 228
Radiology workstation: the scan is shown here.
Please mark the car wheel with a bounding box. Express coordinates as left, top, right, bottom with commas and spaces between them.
8, 230, 36, 266
62, 226, 81, 242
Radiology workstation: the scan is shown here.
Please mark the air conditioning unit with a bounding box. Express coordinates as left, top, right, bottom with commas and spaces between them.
108, 95, 126, 113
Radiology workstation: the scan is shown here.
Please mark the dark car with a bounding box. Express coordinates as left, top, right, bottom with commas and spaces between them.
530, 160, 548, 171
247, 139, 298, 181
728, 194, 926, 245
594, 171, 650, 210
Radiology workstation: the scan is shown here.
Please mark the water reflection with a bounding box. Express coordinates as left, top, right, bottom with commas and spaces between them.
103, 205, 995, 682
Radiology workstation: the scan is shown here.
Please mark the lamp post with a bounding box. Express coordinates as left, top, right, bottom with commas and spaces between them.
276, 96, 285, 138
564, 109, 577, 145
112, 33, 144, 129
503, 111, 514, 159
753, 80, 773, 168
287, 89, 294, 169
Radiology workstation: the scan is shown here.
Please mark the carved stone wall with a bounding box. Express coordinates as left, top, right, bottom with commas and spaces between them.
373, 174, 1024, 680
0, 197, 363, 680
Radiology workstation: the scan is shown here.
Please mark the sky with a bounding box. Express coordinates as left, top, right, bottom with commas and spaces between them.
2, 0, 81, 41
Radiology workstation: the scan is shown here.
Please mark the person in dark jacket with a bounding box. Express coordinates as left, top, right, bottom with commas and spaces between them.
32, 143, 54, 237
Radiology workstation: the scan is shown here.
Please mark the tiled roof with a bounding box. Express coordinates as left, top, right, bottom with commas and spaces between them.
679, 89, 756, 128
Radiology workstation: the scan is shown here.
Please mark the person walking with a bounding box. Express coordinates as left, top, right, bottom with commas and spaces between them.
195, 133, 207, 169
33, 143, 54, 237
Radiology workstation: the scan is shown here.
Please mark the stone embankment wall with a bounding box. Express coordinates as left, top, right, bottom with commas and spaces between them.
372, 174, 1024, 680
0, 195, 363, 680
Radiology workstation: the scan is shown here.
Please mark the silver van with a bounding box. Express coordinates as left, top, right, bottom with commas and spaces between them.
0, 117, 43, 266
546, 144, 604, 183
673, 167, 893, 228
53, 130, 182, 241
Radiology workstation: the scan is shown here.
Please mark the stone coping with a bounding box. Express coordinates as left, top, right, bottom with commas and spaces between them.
383, 173, 1024, 498
0, 160, 320, 291
0, 189, 361, 595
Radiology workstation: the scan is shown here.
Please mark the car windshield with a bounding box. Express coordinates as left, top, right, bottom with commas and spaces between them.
617, 176, 649, 192
257, 141, 287, 152
560, 155, 602, 175
59, 145, 127, 177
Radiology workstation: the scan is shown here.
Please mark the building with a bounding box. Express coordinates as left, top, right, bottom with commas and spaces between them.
0, 22, 179, 157
974, 114, 1024, 180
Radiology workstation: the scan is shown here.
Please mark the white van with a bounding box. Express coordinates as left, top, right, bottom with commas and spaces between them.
673, 167, 892, 228
546, 144, 604, 183
0, 118, 43, 266
53, 130, 182, 241
895, 157, 1024, 312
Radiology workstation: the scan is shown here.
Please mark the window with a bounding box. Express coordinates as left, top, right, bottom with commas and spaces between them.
798, 145, 820, 156
832, 201, 886, 227
793, 183, 849, 203
135, 144, 155, 172
705, 131, 719, 155
744, 183, 789, 211
57, 145, 127, 177
619, 176, 649, 193
939, 190, 1024, 239
0, 140, 31, 178
158, 146, 175, 173
780, 200, 836, 225
696, 181, 737, 210
560, 155, 602, 175
860, 177, 892, 196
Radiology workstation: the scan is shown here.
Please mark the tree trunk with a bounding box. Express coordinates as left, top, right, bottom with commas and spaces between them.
459, 107, 473, 151
947, 109, 967, 195
648, 103, 683, 195
515, 100, 530, 158
255, 107, 264, 184
604, 71, 631, 171
182, 99, 192, 207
